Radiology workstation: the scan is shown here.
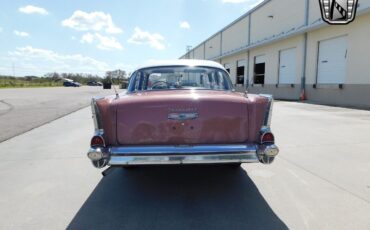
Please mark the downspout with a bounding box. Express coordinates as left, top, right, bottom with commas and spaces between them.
246, 14, 252, 90
301, 0, 310, 100
220, 31, 223, 58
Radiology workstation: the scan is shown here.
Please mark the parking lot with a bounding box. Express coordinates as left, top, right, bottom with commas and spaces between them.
0, 90, 369, 229
0, 87, 114, 142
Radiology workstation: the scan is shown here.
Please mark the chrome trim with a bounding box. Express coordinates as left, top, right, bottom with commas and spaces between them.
91, 97, 104, 131
257, 144, 279, 164
87, 147, 110, 168
87, 144, 279, 167
110, 144, 258, 155
109, 153, 259, 165
168, 112, 199, 121
87, 147, 104, 161
94, 129, 104, 136
259, 94, 274, 127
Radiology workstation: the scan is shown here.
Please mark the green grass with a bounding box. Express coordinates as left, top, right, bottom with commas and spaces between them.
0, 78, 63, 88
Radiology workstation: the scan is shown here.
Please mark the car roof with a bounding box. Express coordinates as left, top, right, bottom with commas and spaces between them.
136, 59, 226, 71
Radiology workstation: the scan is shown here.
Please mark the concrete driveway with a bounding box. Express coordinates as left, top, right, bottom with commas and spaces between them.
0, 101, 369, 229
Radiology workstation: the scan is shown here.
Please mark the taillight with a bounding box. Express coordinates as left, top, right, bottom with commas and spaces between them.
91, 136, 105, 147
261, 132, 274, 144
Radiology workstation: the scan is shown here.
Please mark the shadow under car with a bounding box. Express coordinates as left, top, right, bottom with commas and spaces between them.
68, 165, 287, 230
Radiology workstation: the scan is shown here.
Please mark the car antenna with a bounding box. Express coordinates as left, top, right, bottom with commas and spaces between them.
110, 77, 119, 99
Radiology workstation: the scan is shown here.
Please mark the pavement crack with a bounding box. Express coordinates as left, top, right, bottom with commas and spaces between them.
0, 100, 14, 117
280, 156, 370, 204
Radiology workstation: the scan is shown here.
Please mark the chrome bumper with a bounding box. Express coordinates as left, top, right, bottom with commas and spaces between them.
87, 144, 279, 168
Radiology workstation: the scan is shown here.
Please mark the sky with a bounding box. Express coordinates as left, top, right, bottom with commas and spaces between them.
0, 0, 263, 77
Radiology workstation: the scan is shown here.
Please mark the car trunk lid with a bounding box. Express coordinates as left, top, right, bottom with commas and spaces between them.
115, 90, 249, 145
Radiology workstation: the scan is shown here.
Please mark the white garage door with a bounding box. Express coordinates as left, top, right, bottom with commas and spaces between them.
279, 48, 296, 84
317, 36, 347, 84
255, 55, 265, 64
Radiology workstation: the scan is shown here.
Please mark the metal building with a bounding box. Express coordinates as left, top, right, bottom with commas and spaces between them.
180, 0, 370, 109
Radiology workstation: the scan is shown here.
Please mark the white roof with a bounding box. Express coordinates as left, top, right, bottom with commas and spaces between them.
136, 59, 225, 71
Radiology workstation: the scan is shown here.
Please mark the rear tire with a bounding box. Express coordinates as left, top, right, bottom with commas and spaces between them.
225, 163, 242, 168
122, 165, 138, 169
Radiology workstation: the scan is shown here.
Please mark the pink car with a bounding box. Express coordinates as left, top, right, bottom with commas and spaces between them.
87, 60, 278, 170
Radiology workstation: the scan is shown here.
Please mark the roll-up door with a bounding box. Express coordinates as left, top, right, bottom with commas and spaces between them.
317, 36, 347, 84
237, 59, 246, 85
279, 48, 296, 84
254, 55, 265, 84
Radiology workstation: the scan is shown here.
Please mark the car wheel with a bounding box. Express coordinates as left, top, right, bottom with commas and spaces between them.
225, 163, 242, 168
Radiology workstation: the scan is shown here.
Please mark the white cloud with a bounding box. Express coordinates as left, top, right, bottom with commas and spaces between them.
179, 21, 191, 29
8, 46, 109, 74
222, 0, 263, 11
14, 30, 30, 37
19, 5, 49, 15
222, 0, 262, 5
80, 33, 94, 44
79, 33, 123, 51
62, 11, 123, 34
128, 27, 166, 50
222, 0, 245, 2
95, 33, 123, 50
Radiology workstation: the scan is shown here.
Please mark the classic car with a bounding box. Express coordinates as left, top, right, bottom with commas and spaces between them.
87, 60, 279, 170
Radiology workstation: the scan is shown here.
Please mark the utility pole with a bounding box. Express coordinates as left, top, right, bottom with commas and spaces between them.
186, 45, 192, 59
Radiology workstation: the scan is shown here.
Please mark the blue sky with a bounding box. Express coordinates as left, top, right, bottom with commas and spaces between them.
0, 0, 262, 76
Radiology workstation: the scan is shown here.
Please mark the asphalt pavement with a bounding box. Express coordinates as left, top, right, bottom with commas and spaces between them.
0, 100, 369, 229
0, 86, 115, 142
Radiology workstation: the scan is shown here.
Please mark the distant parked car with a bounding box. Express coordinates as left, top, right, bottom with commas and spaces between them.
63, 81, 81, 87
103, 82, 112, 89
87, 81, 103, 86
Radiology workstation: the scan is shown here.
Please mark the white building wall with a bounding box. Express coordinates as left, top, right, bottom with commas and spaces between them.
309, 0, 322, 24
193, 44, 205, 59
249, 35, 304, 85
205, 34, 221, 59
306, 13, 370, 85
222, 17, 249, 54
180, 0, 370, 107
250, 0, 306, 44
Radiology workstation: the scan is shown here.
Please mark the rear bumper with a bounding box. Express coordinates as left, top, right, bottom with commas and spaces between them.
87, 144, 279, 168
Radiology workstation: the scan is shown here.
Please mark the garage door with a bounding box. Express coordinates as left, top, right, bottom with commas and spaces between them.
317, 36, 347, 84
279, 48, 296, 84
254, 55, 266, 85
255, 55, 265, 64
237, 59, 246, 85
